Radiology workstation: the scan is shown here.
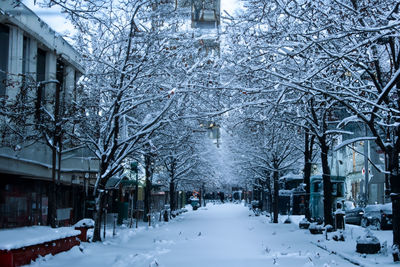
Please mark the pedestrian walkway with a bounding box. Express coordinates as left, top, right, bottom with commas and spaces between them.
28, 203, 390, 267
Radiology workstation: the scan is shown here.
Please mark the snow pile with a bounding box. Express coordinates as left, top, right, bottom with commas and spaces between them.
0, 226, 80, 250
357, 229, 380, 245
309, 223, 324, 231
334, 209, 345, 215
74, 218, 95, 228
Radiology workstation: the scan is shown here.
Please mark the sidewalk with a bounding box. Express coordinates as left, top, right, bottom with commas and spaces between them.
1, 204, 395, 267
283, 215, 394, 266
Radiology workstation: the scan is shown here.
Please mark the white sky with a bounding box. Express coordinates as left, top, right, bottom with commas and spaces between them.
22, 0, 76, 37
221, 0, 242, 17
22, 0, 241, 37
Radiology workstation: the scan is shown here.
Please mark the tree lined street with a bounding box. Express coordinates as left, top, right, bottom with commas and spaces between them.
1, 0, 400, 265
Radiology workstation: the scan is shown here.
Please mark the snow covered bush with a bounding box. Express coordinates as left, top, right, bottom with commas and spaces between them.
309, 223, 324, 235
299, 218, 310, 229
74, 219, 95, 228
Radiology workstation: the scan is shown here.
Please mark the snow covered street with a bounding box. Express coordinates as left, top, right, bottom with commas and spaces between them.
25, 203, 391, 267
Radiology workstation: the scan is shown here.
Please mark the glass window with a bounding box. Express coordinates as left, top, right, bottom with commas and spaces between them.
22, 36, 30, 75
332, 183, 337, 196
36, 48, 46, 101
313, 182, 320, 192
0, 24, 9, 96
337, 183, 344, 197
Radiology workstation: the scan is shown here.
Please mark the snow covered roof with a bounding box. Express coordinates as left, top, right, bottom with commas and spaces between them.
105, 174, 138, 189
279, 173, 303, 180
310, 175, 346, 182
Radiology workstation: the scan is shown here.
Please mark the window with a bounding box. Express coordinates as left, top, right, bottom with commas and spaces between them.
56, 59, 65, 108
0, 24, 9, 96
332, 183, 337, 196
337, 183, 344, 197
313, 182, 320, 193
22, 36, 31, 75
35, 48, 46, 120
36, 48, 46, 99
21, 36, 31, 94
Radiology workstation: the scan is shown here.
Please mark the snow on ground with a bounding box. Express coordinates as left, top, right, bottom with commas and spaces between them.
0, 226, 80, 250
25, 203, 394, 267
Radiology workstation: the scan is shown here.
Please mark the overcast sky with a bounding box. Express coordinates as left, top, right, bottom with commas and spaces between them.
21, 0, 241, 38
22, 0, 76, 37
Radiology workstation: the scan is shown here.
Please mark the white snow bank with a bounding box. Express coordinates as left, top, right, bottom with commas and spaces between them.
357, 235, 380, 245
365, 203, 392, 212
0, 226, 80, 250
74, 218, 95, 228
334, 209, 345, 215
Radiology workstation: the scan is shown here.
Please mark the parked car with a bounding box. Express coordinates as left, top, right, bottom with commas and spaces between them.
361, 203, 392, 230
345, 207, 364, 225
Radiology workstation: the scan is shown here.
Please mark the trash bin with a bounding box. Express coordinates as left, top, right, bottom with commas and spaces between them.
335, 209, 345, 230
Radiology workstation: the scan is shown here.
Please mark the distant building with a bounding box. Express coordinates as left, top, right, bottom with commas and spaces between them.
330, 123, 385, 205
190, 0, 221, 147
0, 0, 98, 228
191, 0, 220, 29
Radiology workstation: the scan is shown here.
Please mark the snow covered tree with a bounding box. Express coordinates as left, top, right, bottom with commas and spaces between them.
65, 0, 194, 241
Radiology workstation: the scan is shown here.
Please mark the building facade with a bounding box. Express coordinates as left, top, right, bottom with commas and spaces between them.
330, 124, 386, 206
0, 0, 98, 228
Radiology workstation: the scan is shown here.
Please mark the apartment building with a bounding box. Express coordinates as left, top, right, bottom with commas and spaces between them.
0, 0, 98, 228
330, 124, 386, 205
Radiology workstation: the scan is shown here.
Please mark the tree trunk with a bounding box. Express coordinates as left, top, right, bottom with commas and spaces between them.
388, 146, 400, 260
273, 168, 279, 223
48, 146, 57, 228
169, 181, 175, 211
48, 182, 57, 227
304, 132, 314, 221
321, 142, 333, 226
93, 159, 107, 242
92, 191, 106, 242
199, 187, 202, 208
265, 175, 273, 214
143, 154, 152, 222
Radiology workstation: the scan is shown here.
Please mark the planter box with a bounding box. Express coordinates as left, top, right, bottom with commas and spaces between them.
0, 235, 80, 267
356, 242, 381, 254
75, 226, 93, 242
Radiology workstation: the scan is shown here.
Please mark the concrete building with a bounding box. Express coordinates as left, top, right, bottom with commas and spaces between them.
330, 124, 386, 205
0, 0, 98, 228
